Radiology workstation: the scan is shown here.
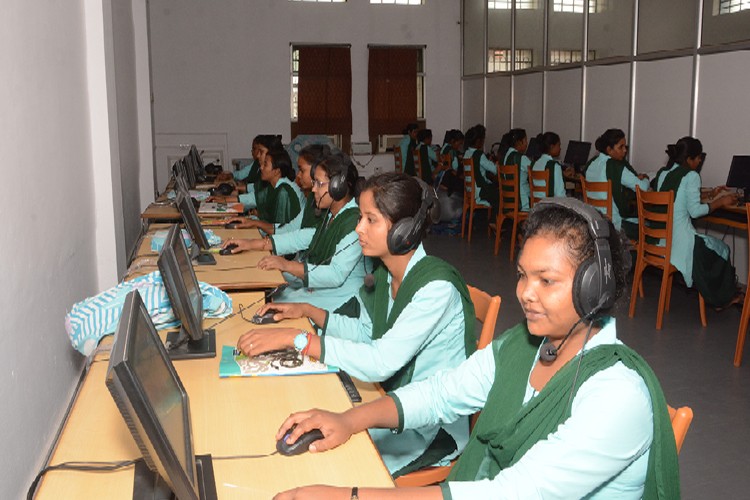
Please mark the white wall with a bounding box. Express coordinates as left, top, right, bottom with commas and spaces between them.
148, 0, 462, 182
583, 63, 631, 146
0, 1, 144, 497
462, 77, 485, 132
544, 68, 582, 149
513, 72, 543, 136
485, 75, 511, 143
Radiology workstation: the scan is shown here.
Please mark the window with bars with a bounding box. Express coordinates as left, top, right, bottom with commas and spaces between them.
549, 49, 596, 65
291, 49, 300, 121
553, 0, 605, 13
370, 0, 422, 5
717, 0, 750, 14
487, 49, 533, 72
488, 0, 537, 9
289, 0, 346, 2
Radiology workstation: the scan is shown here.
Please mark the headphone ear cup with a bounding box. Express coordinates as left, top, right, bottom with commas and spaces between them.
572, 256, 601, 319
328, 171, 348, 201
387, 217, 414, 255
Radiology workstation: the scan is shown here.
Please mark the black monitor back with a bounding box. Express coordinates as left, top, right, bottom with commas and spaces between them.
564, 140, 592, 168
726, 155, 750, 189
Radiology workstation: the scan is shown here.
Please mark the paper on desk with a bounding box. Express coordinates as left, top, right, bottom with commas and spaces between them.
219, 345, 339, 378
199, 202, 244, 214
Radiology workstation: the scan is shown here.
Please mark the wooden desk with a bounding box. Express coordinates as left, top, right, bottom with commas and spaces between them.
126, 227, 283, 291
702, 205, 747, 231
34, 292, 393, 499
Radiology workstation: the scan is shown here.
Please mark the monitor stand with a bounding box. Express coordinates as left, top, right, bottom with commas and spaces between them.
189, 244, 217, 265
132, 454, 217, 500
166, 328, 217, 360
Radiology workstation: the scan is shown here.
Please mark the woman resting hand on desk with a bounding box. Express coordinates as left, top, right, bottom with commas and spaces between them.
238, 173, 477, 478
271, 198, 681, 500
227, 154, 365, 310
654, 136, 742, 310
221, 144, 328, 236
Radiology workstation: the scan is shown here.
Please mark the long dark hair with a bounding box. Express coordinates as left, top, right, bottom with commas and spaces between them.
667, 136, 703, 168
267, 149, 296, 181
464, 124, 486, 149
364, 172, 429, 241
595, 129, 625, 154
537, 132, 561, 155
317, 153, 360, 198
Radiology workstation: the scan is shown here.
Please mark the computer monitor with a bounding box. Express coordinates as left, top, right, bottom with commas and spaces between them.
189, 145, 205, 177
726, 155, 750, 190
563, 140, 592, 169
158, 224, 216, 360
525, 137, 542, 163
106, 291, 217, 500
182, 157, 197, 190
175, 190, 216, 265
174, 164, 190, 197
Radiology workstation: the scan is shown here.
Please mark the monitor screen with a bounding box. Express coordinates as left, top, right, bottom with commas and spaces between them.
106, 290, 199, 500
726, 155, 750, 189
174, 165, 190, 197
564, 140, 592, 168
182, 158, 197, 190
158, 224, 204, 343
175, 191, 210, 251
189, 145, 204, 175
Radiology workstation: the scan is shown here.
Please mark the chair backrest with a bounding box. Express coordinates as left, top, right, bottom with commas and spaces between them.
668, 405, 693, 454
393, 148, 403, 174
581, 176, 614, 220
462, 157, 476, 200
636, 186, 674, 269
439, 153, 452, 172
498, 164, 520, 213
467, 285, 502, 350
412, 149, 423, 179
528, 169, 550, 208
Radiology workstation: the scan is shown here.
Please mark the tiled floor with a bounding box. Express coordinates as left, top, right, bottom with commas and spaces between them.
423, 229, 750, 499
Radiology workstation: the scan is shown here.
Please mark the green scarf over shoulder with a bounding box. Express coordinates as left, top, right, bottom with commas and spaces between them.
541, 159, 559, 197
359, 256, 476, 392
300, 192, 324, 230
471, 149, 489, 190
606, 158, 639, 219
243, 160, 261, 184
418, 144, 434, 183
256, 181, 301, 225
304, 204, 360, 267
447, 323, 680, 500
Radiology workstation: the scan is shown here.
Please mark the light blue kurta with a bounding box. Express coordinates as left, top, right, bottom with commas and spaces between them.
531, 154, 566, 199
416, 141, 438, 170
392, 318, 653, 499
656, 163, 730, 288
441, 144, 460, 172
464, 146, 493, 207
239, 177, 303, 212
273, 198, 365, 311
232, 160, 257, 181
585, 153, 649, 230
272, 194, 315, 237
238, 185, 256, 209
504, 147, 531, 211
321, 245, 470, 474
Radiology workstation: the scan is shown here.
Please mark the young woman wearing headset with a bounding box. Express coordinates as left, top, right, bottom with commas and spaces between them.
270, 198, 680, 500
237, 173, 477, 478
222, 154, 365, 310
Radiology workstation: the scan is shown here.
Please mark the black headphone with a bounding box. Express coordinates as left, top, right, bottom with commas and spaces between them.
532, 197, 616, 319
313, 157, 349, 202
387, 178, 440, 255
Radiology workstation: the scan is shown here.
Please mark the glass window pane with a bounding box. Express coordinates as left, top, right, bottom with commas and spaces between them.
548, 0, 584, 65
516, 1, 545, 68
702, 0, 750, 47
464, 0, 486, 75
588, 0, 634, 60
638, 0, 696, 54
487, 0, 511, 73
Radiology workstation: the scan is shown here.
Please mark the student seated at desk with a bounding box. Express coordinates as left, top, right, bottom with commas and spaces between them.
585, 128, 650, 240
216, 134, 263, 184
437, 129, 464, 196
464, 124, 499, 215
237, 173, 476, 477
250, 148, 304, 225
399, 123, 419, 177
272, 198, 680, 500
415, 128, 437, 184
655, 136, 742, 310
531, 131, 572, 199
223, 154, 364, 310
500, 128, 532, 212
223, 144, 328, 237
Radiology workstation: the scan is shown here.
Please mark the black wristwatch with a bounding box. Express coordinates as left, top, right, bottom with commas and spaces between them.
351, 486, 359, 499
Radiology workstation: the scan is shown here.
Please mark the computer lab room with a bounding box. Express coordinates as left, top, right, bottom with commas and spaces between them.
5, 1, 750, 499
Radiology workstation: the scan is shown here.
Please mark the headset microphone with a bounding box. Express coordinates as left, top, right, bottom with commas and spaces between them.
314, 191, 329, 217
538, 297, 606, 363
363, 258, 375, 290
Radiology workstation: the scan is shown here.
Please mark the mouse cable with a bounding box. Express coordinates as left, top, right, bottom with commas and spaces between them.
27, 459, 138, 500
212, 450, 279, 461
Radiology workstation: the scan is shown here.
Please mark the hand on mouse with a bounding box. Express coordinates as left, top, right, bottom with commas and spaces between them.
237, 328, 299, 357
273, 485, 352, 500
275, 409, 356, 455
227, 217, 260, 229
220, 238, 258, 253
256, 302, 306, 320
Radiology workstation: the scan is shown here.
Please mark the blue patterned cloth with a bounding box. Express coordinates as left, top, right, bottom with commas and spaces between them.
65, 271, 232, 356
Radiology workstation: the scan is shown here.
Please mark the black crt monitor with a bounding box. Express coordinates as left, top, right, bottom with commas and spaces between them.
174, 164, 190, 197
182, 157, 197, 190
525, 137, 542, 163
189, 145, 205, 177
158, 224, 216, 360
175, 190, 216, 265
105, 291, 217, 500
563, 140, 592, 170
726, 155, 750, 192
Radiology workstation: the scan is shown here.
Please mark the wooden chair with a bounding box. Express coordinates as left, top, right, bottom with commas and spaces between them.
394, 285, 501, 488
629, 187, 706, 330
495, 164, 527, 262
668, 405, 693, 454
733, 203, 750, 366
412, 150, 423, 179
461, 157, 492, 242
528, 168, 550, 208
393, 147, 403, 174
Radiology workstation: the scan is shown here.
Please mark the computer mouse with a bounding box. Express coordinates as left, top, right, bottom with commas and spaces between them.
224, 222, 241, 229
276, 425, 325, 456
215, 183, 234, 196
251, 309, 280, 324
219, 243, 238, 256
